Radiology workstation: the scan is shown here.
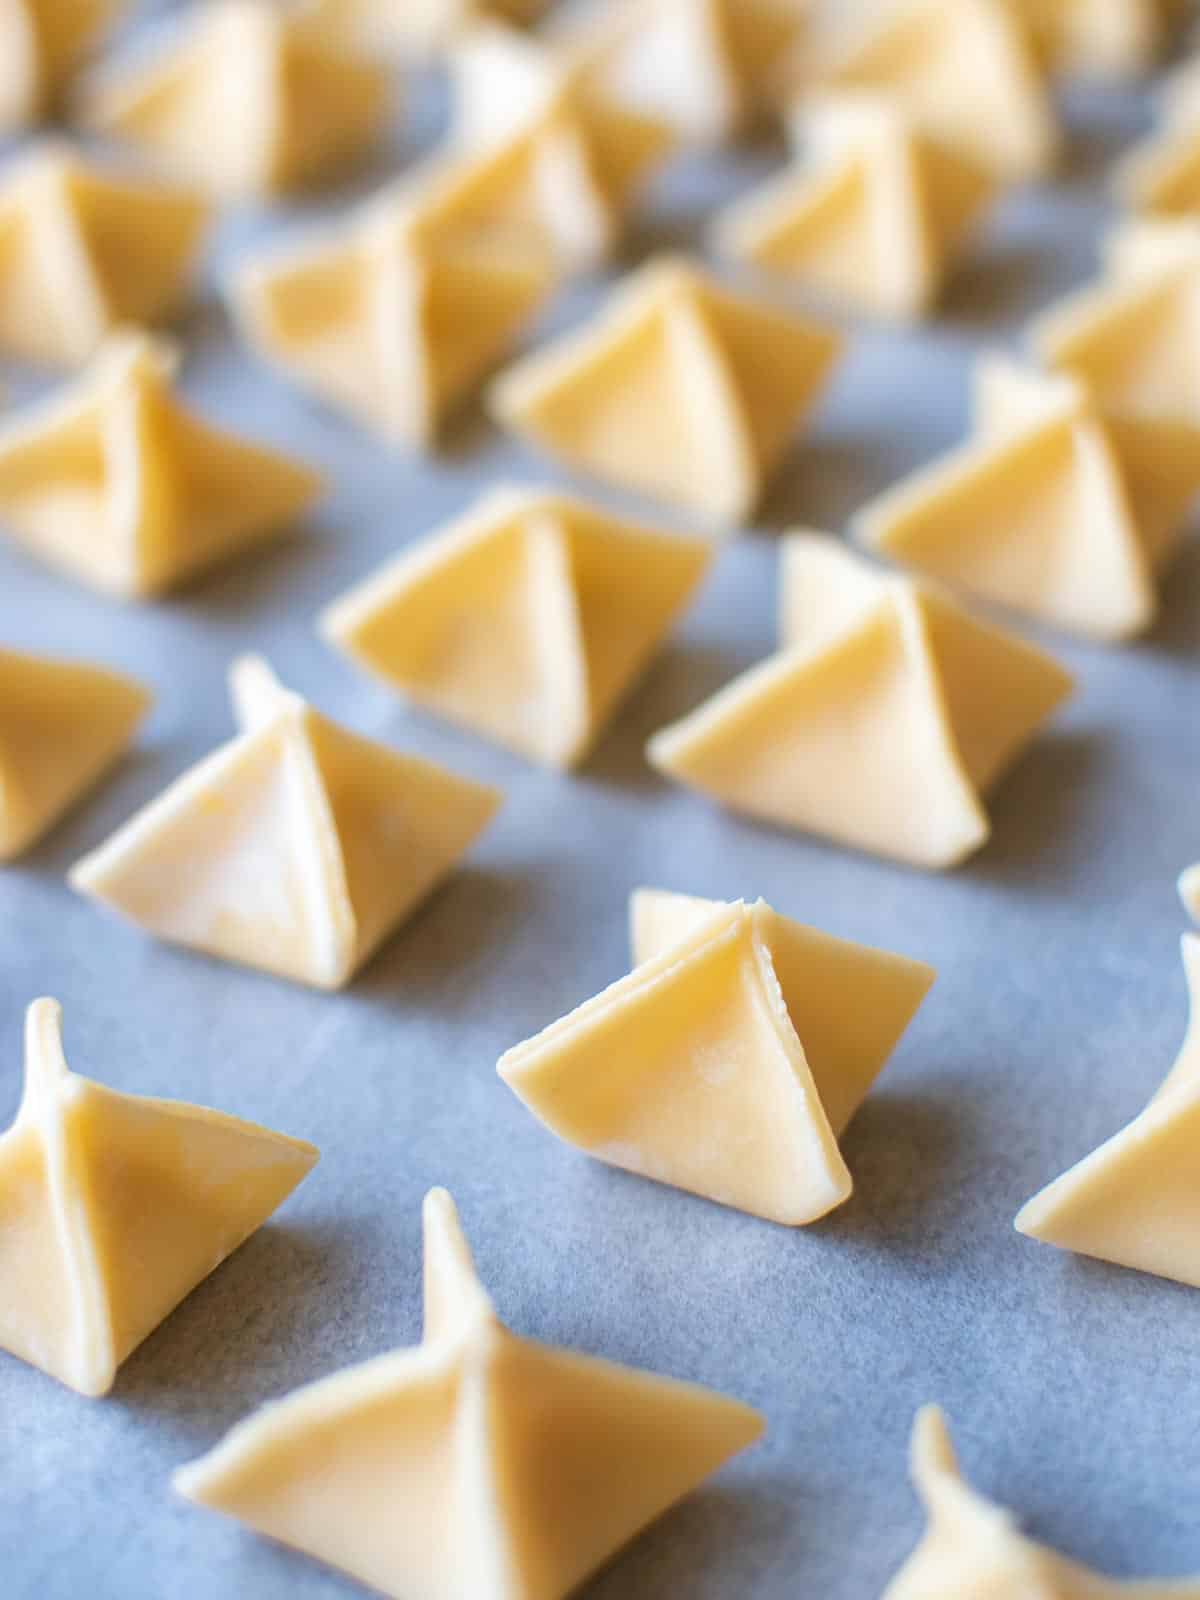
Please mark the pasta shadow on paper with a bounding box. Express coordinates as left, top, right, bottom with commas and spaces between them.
582, 640, 755, 796
937, 239, 1063, 334
112, 1218, 374, 1439
583, 1474, 800, 1599
815, 1088, 975, 1260
757, 431, 934, 538
969, 729, 1112, 894
351, 862, 564, 1008
1147, 534, 1200, 657
178, 515, 337, 622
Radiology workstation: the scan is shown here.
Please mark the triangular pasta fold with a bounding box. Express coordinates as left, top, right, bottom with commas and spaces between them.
855, 355, 1190, 639
490, 256, 842, 524
0, 646, 149, 860
1032, 219, 1200, 427
715, 91, 998, 320
0, 331, 323, 597
69, 656, 502, 989
1016, 936, 1200, 1287
809, 0, 1057, 182
446, 19, 679, 266
535, 0, 812, 147
648, 535, 1073, 869
884, 1406, 1200, 1597
1006, 0, 1174, 80
0, 0, 126, 130
229, 185, 556, 449
300, 0, 550, 59
0, 998, 317, 1396
321, 485, 713, 768
499, 891, 934, 1223
175, 1187, 763, 1600
0, 142, 209, 367
77, 0, 392, 199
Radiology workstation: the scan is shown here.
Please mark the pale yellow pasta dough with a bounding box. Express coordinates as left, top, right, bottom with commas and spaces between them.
0, 332, 323, 598
1016, 936, 1200, 1288
885, 1406, 1200, 1598
175, 1188, 763, 1600
714, 90, 998, 321
0, 646, 149, 860
648, 535, 1073, 869
490, 255, 843, 525
79, 0, 392, 199
0, 142, 209, 367
498, 890, 934, 1224
322, 484, 713, 768
70, 657, 502, 990
0, 998, 317, 1397
857, 355, 1200, 639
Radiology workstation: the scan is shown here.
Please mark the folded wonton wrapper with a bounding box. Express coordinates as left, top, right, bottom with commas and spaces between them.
856, 355, 1200, 639
884, 1406, 1200, 1598
648, 535, 1074, 870
491, 255, 843, 526
175, 1187, 764, 1600
1182, 866, 1200, 921
714, 90, 998, 321
808, 0, 1057, 183
1016, 935, 1200, 1288
228, 183, 556, 449
0, 998, 317, 1397
498, 889, 935, 1224
70, 656, 502, 989
322, 484, 713, 768
78, 0, 393, 199
0, 0, 126, 130
0, 142, 209, 367
0, 647, 150, 860
537, 0, 814, 146
0, 331, 324, 598
1032, 219, 1200, 427
445, 18, 680, 266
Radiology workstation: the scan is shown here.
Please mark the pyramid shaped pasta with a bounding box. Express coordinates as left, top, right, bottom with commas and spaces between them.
714, 91, 998, 321
1005, 0, 1174, 80
302, 0, 549, 58
322, 485, 713, 768
885, 1407, 1200, 1598
857, 356, 1200, 639
491, 256, 843, 525
1032, 220, 1200, 426
444, 19, 679, 266
0, 332, 324, 598
78, 0, 393, 199
0, 143, 209, 367
1, 0, 125, 130
0, 647, 149, 860
0, 998, 317, 1397
559, 0, 813, 145
70, 657, 502, 989
813, 0, 1057, 182
176, 1187, 763, 1599
499, 890, 935, 1224
1016, 936, 1200, 1288
229, 185, 556, 449
648, 536, 1074, 869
